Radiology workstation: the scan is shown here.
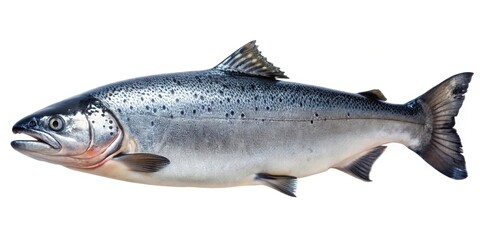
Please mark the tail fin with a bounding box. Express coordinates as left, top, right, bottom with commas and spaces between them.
410, 72, 472, 179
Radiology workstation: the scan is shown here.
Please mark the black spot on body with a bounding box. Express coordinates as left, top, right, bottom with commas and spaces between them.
241, 113, 245, 118
151, 121, 154, 126
175, 99, 179, 103
193, 109, 196, 114
109, 126, 113, 129
207, 107, 212, 112
200, 96, 204, 100
117, 108, 122, 113
180, 110, 184, 115
227, 98, 230, 102
230, 111, 234, 115
310, 120, 314, 124
146, 106, 150, 110
162, 105, 166, 110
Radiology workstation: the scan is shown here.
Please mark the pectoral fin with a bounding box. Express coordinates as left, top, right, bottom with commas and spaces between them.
114, 153, 170, 173
256, 173, 297, 197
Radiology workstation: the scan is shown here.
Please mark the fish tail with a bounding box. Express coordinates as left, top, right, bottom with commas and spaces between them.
409, 72, 472, 179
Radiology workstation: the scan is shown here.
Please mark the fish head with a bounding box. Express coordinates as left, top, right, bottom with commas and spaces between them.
11, 95, 123, 168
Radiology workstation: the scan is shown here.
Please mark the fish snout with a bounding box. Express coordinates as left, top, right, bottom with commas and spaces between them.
12, 116, 38, 133
11, 116, 61, 152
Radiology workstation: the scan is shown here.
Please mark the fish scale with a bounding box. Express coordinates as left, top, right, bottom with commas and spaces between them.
11, 41, 472, 197
94, 71, 420, 122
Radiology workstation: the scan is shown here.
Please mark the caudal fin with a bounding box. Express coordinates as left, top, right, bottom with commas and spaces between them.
410, 72, 472, 179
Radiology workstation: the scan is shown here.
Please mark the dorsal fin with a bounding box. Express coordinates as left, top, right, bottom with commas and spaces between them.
214, 41, 288, 79
358, 89, 387, 101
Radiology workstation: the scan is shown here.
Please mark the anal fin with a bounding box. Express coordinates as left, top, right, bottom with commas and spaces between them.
114, 153, 170, 173
256, 173, 297, 197
336, 146, 387, 181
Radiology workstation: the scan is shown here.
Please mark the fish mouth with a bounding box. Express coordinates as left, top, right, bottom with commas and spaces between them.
11, 127, 61, 153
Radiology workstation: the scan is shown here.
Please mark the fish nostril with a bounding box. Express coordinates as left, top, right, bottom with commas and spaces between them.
29, 120, 37, 128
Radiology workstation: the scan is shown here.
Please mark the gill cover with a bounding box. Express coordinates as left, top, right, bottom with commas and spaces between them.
82, 98, 124, 168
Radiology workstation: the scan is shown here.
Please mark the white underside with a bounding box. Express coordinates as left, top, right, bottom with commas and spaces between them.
78, 118, 423, 188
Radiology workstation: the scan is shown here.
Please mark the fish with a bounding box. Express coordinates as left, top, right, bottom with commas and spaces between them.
11, 41, 472, 197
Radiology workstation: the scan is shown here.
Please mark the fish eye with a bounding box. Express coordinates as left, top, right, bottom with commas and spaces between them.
48, 116, 64, 131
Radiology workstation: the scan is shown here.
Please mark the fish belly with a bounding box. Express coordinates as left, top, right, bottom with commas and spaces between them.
93, 117, 422, 188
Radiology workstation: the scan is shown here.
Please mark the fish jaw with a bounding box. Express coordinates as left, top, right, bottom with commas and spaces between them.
11, 121, 61, 155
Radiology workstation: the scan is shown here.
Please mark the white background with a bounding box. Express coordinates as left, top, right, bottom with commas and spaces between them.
1, 1, 478, 239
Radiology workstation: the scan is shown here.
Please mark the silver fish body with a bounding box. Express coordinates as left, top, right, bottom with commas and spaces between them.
11, 41, 472, 196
